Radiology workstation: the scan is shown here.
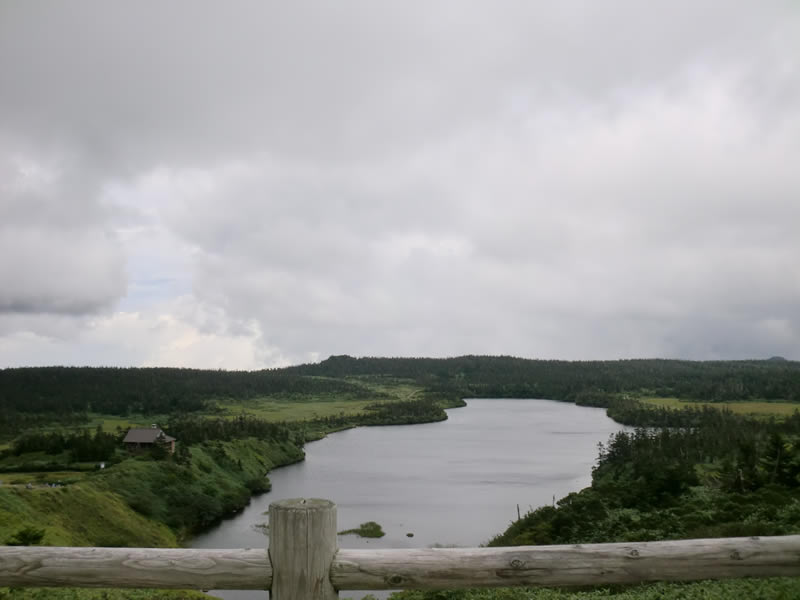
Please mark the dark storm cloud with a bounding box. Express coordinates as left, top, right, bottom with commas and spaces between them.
0, 1, 799, 365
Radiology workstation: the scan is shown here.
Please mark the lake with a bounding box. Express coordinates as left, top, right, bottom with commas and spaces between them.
190, 398, 627, 599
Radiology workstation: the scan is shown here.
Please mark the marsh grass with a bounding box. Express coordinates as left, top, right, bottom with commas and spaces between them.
339, 521, 385, 538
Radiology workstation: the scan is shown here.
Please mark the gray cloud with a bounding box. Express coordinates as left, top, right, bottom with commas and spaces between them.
0, 1, 799, 365
1, 2, 793, 163
0, 144, 126, 316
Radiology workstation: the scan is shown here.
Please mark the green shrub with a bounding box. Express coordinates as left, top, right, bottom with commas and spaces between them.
339, 521, 385, 538
5, 525, 45, 545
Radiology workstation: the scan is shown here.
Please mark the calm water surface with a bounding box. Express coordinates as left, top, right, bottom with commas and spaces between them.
190, 399, 626, 599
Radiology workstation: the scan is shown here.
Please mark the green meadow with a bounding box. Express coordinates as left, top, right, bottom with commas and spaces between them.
214, 378, 422, 422
639, 396, 800, 417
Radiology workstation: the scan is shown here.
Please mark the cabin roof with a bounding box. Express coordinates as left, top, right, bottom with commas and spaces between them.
123, 428, 176, 444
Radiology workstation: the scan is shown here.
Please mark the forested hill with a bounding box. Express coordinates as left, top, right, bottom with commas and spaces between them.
2, 357, 800, 421
0, 366, 373, 416
289, 355, 800, 402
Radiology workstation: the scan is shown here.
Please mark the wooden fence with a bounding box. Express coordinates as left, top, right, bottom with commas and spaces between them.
2, 498, 799, 599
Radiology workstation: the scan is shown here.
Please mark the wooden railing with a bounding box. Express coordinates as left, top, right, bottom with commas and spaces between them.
2, 498, 799, 599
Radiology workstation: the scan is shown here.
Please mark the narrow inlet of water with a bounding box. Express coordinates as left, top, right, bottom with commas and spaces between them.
190, 398, 627, 599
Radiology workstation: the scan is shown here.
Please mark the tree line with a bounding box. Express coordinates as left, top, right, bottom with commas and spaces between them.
0, 366, 377, 418
7, 425, 119, 463
3, 358, 798, 424
165, 414, 294, 445
290, 355, 800, 402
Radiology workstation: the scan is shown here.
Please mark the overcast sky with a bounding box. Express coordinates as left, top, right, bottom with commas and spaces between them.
1, 1, 799, 368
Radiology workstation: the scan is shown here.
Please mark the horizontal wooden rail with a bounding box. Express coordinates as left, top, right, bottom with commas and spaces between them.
1, 500, 799, 598
333, 536, 800, 589
0, 547, 271, 589
2, 536, 799, 590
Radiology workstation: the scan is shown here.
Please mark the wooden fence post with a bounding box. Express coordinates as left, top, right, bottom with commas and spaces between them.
269, 498, 338, 600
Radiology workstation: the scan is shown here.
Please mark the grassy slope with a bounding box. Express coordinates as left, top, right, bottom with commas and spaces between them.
91, 438, 303, 536
0, 436, 304, 547
0, 483, 176, 548
0, 471, 88, 485
0, 437, 302, 600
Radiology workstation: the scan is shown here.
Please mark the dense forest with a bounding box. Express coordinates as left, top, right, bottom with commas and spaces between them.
0, 366, 376, 415
9, 426, 120, 463
291, 355, 800, 402
0, 366, 381, 436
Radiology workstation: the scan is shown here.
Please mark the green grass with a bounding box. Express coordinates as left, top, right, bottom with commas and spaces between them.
388, 578, 800, 600
639, 397, 800, 417
214, 377, 425, 422
339, 521, 385, 538
27, 414, 172, 436
0, 449, 114, 474
0, 471, 87, 485
0, 482, 177, 547
86, 414, 166, 432
350, 377, 422, 399
215, 397, 376, 421
0, 588, 218, 599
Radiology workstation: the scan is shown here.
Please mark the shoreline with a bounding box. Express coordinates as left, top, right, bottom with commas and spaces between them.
183, 397, 468, 544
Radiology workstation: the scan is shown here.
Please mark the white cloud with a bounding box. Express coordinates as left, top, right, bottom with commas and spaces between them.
0, 297, 295, 369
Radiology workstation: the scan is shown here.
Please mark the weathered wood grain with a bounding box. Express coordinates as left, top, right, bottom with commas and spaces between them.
0, 547, 270, 589
332, 535, 800, 589
2, 535, 798, 591
270, 498, 338, 600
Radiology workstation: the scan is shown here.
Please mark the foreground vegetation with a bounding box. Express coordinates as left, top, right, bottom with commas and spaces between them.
0, 590, 213, 600
391, 578, 800, 600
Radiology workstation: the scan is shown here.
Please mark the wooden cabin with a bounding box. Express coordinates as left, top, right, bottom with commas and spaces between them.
123, 425, 176, 454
